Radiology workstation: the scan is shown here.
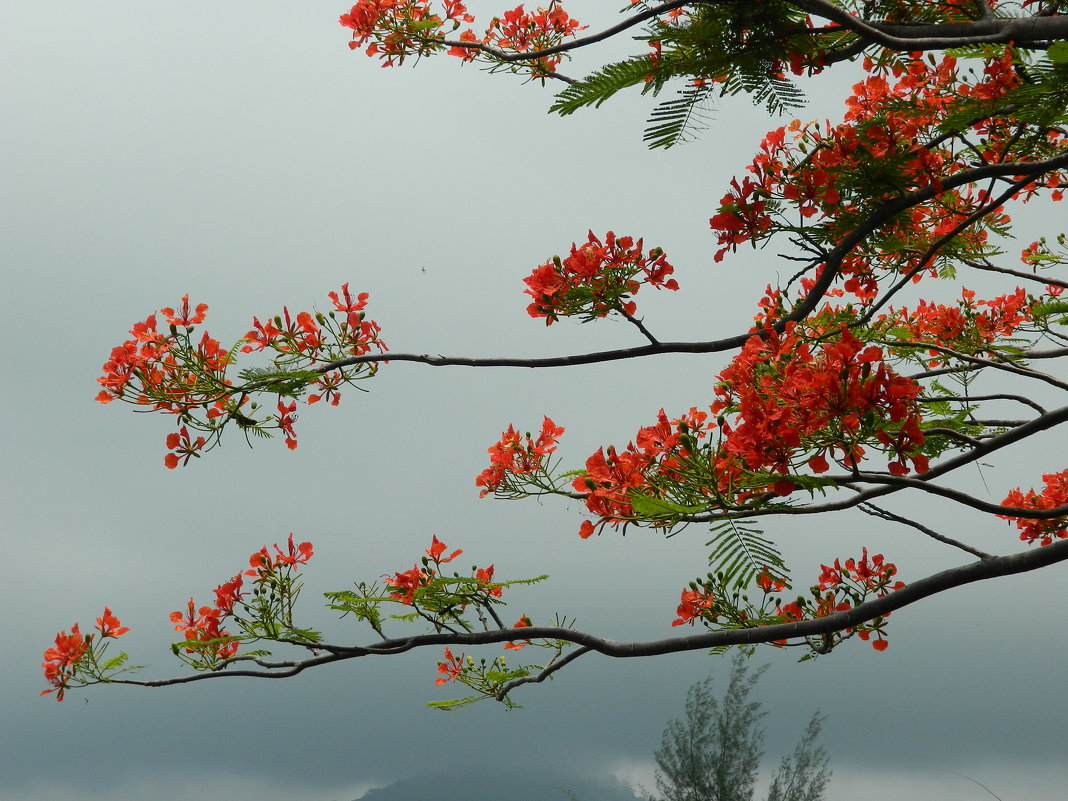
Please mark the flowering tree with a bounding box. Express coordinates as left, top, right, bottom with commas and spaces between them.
44, 1, 1068, 708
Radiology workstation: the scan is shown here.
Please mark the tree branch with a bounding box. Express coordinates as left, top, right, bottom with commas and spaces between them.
884, 340, 1068, 392
799, 0, 1068, 49
106, 538, 1068, 692
317, 152, 1068, 376
690, 403, 1068, 523
435, 1, 693, 64
857, 501, 994, 559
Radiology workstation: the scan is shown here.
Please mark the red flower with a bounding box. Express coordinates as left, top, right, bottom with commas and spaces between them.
170, 598, 222, 636
755, 570, 787, 594
308, 370, 345, 406
435, 647, 465, 685
160, 295, 208, 328
504, 614, 533, 650
41, 623, 90, 702
425, 535, 462, 564
475, 564, 502, 597
168, 598, 236, 658
275, 399, 299, 450
213, 574, 245, 615
860, 631, 890, 651
164, 425, 206, 469
241, 316, 282, 353
273, 533, 314, 566
672, 587, 715, 626
385, 565, 430, 605
94, 607, 131, 638
328, 283, 371, 332
245, 534, 314, 575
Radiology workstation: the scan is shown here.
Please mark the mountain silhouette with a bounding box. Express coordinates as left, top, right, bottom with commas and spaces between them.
349, 766, 641, 801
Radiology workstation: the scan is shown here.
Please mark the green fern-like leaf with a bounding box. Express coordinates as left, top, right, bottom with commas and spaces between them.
706, 519, 787, 590
643, 84, 713, 149
426, 695, 486, 710
237, 366, 321, 396
630, 493, 707, 518
550, 57, 661, 115
752, 74, 806, 116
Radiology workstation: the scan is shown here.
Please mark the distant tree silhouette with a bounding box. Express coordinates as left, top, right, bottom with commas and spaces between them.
651, 656, 829, 801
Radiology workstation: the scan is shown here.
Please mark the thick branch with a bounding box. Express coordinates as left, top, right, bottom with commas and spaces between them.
442, 2, 1068, 68
109, 538, 1068, 690
800, 0, 1068, 49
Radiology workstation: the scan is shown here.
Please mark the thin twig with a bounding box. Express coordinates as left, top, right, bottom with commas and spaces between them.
858, 502, 994, 559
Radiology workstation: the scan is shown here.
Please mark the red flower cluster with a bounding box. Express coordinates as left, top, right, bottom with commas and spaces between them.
98, 286, 386, 467
476, 416, 565, 497
169, 535, 313, 662
1000, 470, 1068, 547
477, 3, 585, 73
816, 548, 904, 595
42, 608, 130, 701
523, 230, 678, 324
170, 598, 238, 660
709, 176, 774, 263
41, 625, 89, 702
574, 408, 713, 538
886, 287, 1039, 366
713, 324, 927, 488
241, 285, 386, 361
340, 0, 471, 65
384, 537, 500, 605
340, 1, 584, 76
96, 301, 224, 411
710, 48, 1064, 291
776, 548, 905, 651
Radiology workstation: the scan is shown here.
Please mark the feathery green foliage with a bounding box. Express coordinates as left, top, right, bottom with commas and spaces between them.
706, 519, 787, 591
552, 1, 815, 148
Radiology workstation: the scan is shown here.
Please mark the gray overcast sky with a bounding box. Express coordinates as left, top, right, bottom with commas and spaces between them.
4, 3, 1067, 800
